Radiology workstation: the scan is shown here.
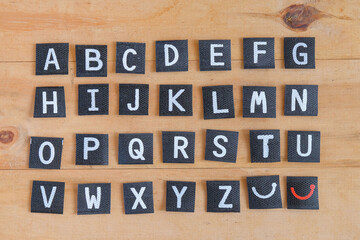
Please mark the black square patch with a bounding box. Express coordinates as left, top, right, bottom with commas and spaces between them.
76, 134, 108, 165
162, 131, 195, 163
116, 42, 145, 74
118, 133, 153, 164
29, 137, 63, 169
284, 85, 318, 116
159, 85, 192, 116
243, 86, 276, 118
250, 130, 280, 163
34, 87, 66, 118
123, 182, 154, 214
76, 45, 107, 77
156, 40, 188, 72
77, 183, 111, 215
207, 181, 240, 212
119, 84, 149, 115
199, 40, 231, 71
205, 129, 239, 163
288, 131, 320, 163
31, 181, 65, 214
287, 176, 319, 209
284, 37, 315, 69
36, 43, 69, 75
202, 85, 234, 119
246, 175, 282, 209
78, 84, 109, 116
166, 181, 196, 212
243, 38, 275, 69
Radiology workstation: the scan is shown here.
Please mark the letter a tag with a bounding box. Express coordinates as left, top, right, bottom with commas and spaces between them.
206, 181, 240, 212
31, 181, 65, 214
36, 43, 69, 75
29, 136, 64, 169
287, 176, 319, 209
118, 133, 153, 164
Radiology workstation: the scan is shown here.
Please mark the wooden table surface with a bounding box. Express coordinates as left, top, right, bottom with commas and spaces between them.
0, 0, 359, 239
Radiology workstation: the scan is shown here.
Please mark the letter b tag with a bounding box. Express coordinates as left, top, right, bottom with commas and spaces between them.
76, 45, 107, 77
118, 133, 153, 164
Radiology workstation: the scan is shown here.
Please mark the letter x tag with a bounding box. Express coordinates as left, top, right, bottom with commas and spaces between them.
284, 37, 315, 69
78, 84, 109, 115
123, 182, 154, 214
76, 45, 107, 77
156, 40, 188, 72
284, 85, 318, 116
243, 86, 276, 118
76, 134, 108, 165
36, 43, 69, 75
119, 84, 149, 115
199, 40, 231, 71
116, 42, 146, 74
243, 38, 275, 69
202, 85, 235, 119
162, 131, 195, 163
31, 181, 65, 214
205, 129, 239, 163
29, 137, 63, 169
159, 85, 192, 116
34, 87, 66, 118
250, 130, 280, 163
288, 131, 320, 163
77, 183, 111, 215
246, 175, 282, 209
166, 181, 196, 212
206, 181, 240, 212
287, 176, 319, 210
118, 133, 153, 164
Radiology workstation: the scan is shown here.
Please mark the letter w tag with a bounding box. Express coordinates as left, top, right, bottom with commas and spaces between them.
31, 181, 65, 214
118, 133, 153, 164
77, 183, 111, 214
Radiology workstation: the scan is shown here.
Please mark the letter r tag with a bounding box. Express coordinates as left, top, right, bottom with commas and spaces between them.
118, 133, 153, 164
162, 131, 195, 163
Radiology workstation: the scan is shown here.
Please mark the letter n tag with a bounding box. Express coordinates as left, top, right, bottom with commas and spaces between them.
162, 131, 195, 163
118, 133, 153, 164
156, 40, 188, 72
246, 175, 282, 209
202, 85, 235, 119
199, 40, 231, 71
29, 137, 63, 169
76, 45, 107, 77
119, 84, 149, 115
243, 38, 275, 69
206, 181, 240, 212
284, 85, 318, 116
205, 129, 239, 163
123, 182, 154, 214
31, 181, 65, 214
287, 176, 319, 210
116, 42, 146, 74
166, 181, 196, 212
250, 130, 280, 163
243, 86, 276, 118
36, 43, 69, 75
288, 131, 320, 162
77, 183, 111, 215
76, 134, 108, 165
34, 87, 66, 118
78, 84, 109, 115
159, 85, 192, 116
284, 37, 315, 69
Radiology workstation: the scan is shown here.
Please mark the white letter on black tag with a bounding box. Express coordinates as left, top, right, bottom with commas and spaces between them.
119, 84, 149, 115
250, 130, 280, 163
116, 42, 145, 74
34, 87, 66, 118
205, 129, 239, 163
156, 40, 188, 72
243, 86, 276, 118
247, 175, 282, 209
243, 38, 275, 69
76, 134, 108, 165
118, 133, 153, 164
78, 84, 109, 115
31, 181, 65, 214
159, 85, 192, 116
76, 45, 107, 77
166, 181, 196, 212
36, 43, 69, 75
29, 137, 63, 169
77, 183, 111, 214
288, 131, 320, 162
284, 37, 315, 69
199, 40, 231, 71
123, 182, 154, 214
162, 131, 195, 163
207, 181, 240, 212
202, 85, 234, 119
284, 85, 318, 116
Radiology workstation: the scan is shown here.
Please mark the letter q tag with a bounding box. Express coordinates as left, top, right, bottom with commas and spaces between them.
118, 133, 153, 164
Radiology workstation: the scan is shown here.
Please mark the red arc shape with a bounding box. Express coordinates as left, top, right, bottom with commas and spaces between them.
290, 184, 315, 200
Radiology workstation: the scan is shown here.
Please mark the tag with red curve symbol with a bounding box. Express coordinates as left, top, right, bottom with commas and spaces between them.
291, 184, 315, 200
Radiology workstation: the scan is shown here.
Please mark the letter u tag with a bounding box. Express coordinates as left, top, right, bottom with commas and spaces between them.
288, 131, 320, 162
287, 176, 319, 210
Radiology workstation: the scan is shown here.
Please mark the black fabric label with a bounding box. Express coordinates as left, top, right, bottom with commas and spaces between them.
284, 85, 318, 116
29, 137, 63, 169
77, 183, 111, 215
31, 180, 65, 214
250, 130, 280, 163
119, 84, 149, 115
243, 38, 275, 69
287, 176, 319, 209
207, 181, 240, 212
156, 40, 188, 72
116, 42, 146, 74
199, 40, 231, 71
243, 86, 276, 118
288, 131, 320, 163
159, 85, 192, 116
118, 133, 153, 164
34, 87, 66, 118
78, 84, 109, 116
284, 37, 315, 69
36, 43, 69, 75
76, 134, 108, 165
246, 175, 282, 209
205, 129, 239, 163
123, 182, 154, 214
76, 45, 107, 77
162, 131, 195, 163
166, 181, 196, 212
202, 85, 234, 120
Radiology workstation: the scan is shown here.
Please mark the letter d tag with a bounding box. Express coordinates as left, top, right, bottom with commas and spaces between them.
29, 136, 63, 169
31, 181, 65, 214
76, 45, 107, 77
156, 40, 188, 72
36, 43, 69, 75
207, 181, 240, 212
284, 37, 315, 69
118, 133, 153, 164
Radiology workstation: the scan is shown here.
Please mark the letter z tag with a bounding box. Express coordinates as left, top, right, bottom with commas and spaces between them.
199, 40, 231, 71
288, 131, 320, 162
156, 40, 188, 72
206, 181, 240, 212
78, 84, 109, 115
202, 85, 235, 119
284, 85, 318, 116
243, 86, 276, 118
166, 181, 196, 212
116, 42, 145, 74
284, 37, 315, 69
123, 182, 154, 214
205, 129, 239, 163
77, 183, 111, 215
159, 85, 192, 116
36, 43, 69, 75
29, 136, 64, 169
119, 84, 149, 115
287, 176, 319, 210
76, 45, 107, 77
162, 131, 195, 163
118, 133, 153, 164
31, 181, 65, 214
243, 38, 275, 69
250, 130, 280, 163
34, 87, 66, 118
76, 134, 108, 165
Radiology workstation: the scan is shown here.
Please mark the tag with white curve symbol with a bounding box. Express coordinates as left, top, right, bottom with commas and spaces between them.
287, 176, 319, 210
246, 175, 282, 209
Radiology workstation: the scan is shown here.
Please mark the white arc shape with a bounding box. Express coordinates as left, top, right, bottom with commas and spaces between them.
251, 182, 277, 199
